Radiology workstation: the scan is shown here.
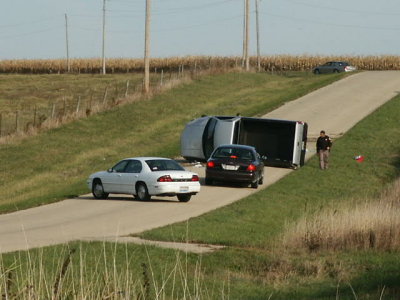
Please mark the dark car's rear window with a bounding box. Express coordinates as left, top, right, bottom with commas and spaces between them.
212, 147, 255, 160
145, 159, 184, 171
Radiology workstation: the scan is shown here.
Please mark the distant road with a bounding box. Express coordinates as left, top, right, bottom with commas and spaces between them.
1, 71, 400, 254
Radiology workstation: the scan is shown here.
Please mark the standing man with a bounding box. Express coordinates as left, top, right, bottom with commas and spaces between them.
316, 130, 332, 170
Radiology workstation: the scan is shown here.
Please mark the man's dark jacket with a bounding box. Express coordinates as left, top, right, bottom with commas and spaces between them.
316, 135, 332, 152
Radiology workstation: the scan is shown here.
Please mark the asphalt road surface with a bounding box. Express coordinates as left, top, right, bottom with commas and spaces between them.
1, 71, 400, 254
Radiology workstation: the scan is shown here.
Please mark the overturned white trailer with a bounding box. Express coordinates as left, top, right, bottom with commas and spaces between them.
181, 116, 308, 169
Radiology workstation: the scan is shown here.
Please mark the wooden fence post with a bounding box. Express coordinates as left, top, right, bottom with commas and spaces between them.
33, 106, 37, 127
51, 103, 56, 119
114, 85, 118, 100
103, 87, 108, 105
160, 69, 164, 86
76, 96, 81, 113
89, 92, 93, 108
15, 111, 19, 132
63, 97, 67, 117
125, 80, 130, 97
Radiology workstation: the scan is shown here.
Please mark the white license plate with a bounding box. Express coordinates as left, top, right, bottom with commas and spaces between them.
222, 164, 239, 171
180, 186, 189, 192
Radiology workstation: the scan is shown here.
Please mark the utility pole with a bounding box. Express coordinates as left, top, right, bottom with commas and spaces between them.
65, 13, 70, 73
102, 0, 106, 75
144, 0, 151, 93
245, 0, 250, 71
255, 0, 261, 72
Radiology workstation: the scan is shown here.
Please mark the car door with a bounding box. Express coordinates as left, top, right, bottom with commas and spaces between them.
321, 62, 332, 74
120, 160, 143, 194
102, 160, 130, 193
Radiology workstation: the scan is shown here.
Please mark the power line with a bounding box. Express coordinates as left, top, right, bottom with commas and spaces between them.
0, 27, 62, 40
70, 13, 243, 34
0, 17, 59, 29
282, 0, 400, 16
107, 0, 238, 16
263, 12, 400, 31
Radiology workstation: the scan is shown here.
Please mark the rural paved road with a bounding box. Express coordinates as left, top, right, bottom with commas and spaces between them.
1, 71, 400, 254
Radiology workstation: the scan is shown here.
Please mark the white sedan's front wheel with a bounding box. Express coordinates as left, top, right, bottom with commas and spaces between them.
136, 183, 151, 201
92, 180, 109, 199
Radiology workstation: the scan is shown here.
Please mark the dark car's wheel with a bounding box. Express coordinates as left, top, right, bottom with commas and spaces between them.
92, 180, 109, 199
258, 175, 264, 185
177, 194, 191, 202
333, 69, 339, 73
205, 178, 213, 185
136, 183, 151, 201
313, 69, 320, 74
251, 180, 259, 189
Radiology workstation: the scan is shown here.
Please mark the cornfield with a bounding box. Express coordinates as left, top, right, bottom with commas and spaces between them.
1, 55, 400, 74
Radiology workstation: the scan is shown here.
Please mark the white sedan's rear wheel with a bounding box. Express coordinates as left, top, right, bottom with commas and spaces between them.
136, 183, 151, 201
177, 194, 191, 202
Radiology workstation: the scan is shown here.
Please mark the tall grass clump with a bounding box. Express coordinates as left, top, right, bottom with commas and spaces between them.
0, 242, 213, 300
282, 178, 400, 252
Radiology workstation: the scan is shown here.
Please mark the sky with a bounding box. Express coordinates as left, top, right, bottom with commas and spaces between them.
0, 0, 399, 60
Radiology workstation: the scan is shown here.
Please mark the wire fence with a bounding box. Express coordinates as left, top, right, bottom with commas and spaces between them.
0, 65, 228, 141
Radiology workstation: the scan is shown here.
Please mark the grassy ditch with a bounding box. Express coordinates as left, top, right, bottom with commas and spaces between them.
140, 94, 400, 248
135, 94, 400, 298
0, 71, 343, 213
0, 242, 213, 299
1, 76, 400, 299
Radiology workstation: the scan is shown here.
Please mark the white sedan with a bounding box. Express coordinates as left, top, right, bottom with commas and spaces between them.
87, 157, 201, 202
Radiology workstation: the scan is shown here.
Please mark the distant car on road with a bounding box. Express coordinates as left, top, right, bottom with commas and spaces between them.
205, 144, 264, 188
313, 61, 356, 74
87, 157, 200, 202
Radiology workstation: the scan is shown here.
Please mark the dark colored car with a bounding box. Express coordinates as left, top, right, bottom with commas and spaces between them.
313, 61, 356, 74
205, 144, 264, 188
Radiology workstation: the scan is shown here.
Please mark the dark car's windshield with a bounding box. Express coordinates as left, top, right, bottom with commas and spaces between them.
212, 147, 255, 160
145, 159, 185, 171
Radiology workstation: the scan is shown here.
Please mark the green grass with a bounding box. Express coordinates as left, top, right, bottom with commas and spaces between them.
0, 241, 212, 299
140, 95, 400, 248
0, 73, 159, 135
1, 73, 400, 299
0, 71, 343, 213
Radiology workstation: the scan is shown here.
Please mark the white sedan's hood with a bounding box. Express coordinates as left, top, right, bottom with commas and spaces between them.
89, 171, 109, 179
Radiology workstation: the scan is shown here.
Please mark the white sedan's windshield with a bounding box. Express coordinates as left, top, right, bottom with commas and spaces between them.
145, 159, 184, 171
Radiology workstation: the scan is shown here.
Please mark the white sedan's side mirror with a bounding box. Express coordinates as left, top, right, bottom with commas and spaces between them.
107, 168, 114, 173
